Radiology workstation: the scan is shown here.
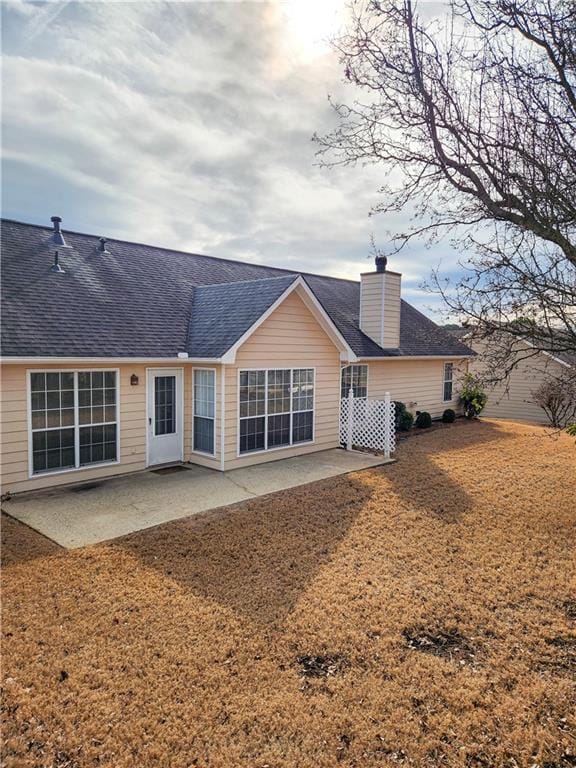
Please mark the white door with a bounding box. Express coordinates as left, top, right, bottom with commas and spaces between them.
147, 369, 184, 466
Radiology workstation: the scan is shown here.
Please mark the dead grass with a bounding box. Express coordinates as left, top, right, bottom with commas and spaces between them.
2, 419, 575, 768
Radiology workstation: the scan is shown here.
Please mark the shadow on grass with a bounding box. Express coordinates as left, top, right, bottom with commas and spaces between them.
115, 474, 373, 624
370, 418, 514, 523
115, 422, 513, 623
1, 512, 64, 567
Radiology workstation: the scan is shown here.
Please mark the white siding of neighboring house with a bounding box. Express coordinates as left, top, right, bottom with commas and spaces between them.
469, 340, 570, 424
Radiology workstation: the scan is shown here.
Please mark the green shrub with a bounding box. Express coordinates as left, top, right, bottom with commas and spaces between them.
398, 410, 414, 431
394, 401, 414, 431
415, 411, 432, 429
393, 401, 406, 430
442, 408, 456, 423
459, 373, 487, 418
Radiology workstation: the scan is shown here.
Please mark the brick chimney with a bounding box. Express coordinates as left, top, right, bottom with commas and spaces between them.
359, 256, 401, 348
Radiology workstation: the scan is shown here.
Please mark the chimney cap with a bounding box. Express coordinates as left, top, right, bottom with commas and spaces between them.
375, 254, 387, 273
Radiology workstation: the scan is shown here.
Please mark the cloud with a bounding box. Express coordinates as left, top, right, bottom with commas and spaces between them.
1, 0, 463, 315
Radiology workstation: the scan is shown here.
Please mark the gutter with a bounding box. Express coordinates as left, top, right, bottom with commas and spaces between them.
0, 356, 223, 365
355, 354, 475, 362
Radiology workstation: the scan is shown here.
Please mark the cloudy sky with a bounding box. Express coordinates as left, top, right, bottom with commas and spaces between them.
2, 0, 460, 315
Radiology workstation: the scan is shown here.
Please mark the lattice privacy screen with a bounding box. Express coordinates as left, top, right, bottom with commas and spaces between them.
340, 394, 396, 455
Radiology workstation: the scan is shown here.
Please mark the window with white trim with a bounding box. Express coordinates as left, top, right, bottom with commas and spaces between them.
341, 364, 368, 399
30, 370, 118, 475
193, 369, 215, 455
443, 363, 454, 402
239, 368, 314, 454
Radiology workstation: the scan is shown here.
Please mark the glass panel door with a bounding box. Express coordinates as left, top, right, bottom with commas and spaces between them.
154, 375, 176, 435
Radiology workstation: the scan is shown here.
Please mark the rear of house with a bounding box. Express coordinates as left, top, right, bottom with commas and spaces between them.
0, 217, 474, 495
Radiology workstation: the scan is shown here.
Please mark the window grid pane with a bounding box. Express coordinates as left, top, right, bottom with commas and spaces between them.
239, 368, 314, 454
155, 376, 176, 435
193, 369, 215, 454
30, 370, 118, 474
443, 364, 454, 401
194, 370, 215, 419
341, 365, 367, 399
239, 416, 265, 453
239, 371, 265, 418
267, 370, 291, 415
79, 425, 117, 466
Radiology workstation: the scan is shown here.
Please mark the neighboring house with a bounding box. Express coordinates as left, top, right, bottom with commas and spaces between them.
467, 336, 575, 424
0, 218, 474, 494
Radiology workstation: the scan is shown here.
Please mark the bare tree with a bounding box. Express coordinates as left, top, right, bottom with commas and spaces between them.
316, 0, 576, 379
532, 374, 576, 427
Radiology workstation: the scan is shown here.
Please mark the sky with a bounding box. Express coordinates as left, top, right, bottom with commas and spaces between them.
1, 0, 463, 317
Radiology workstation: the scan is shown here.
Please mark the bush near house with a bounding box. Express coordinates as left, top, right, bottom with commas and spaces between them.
414, 411, 432, 429
459, 374, 487, 418
531, 375, 576, 428
394, 401, 415, 431
442, 408, 456, 423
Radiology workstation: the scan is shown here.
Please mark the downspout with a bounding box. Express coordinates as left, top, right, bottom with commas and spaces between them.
220, 365, 226, 471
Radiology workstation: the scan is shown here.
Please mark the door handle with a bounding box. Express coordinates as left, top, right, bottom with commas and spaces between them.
148, 417, 152, 425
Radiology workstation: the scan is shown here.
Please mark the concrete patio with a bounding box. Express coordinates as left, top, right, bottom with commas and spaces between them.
4, 449, 392, 549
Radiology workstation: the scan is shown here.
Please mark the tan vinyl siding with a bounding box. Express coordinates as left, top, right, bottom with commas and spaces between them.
470, 341, 567, 424
223, 288, 341, 470
366, 358, 467, 418
382, 272, 401, 348
0, 362, 221, 494
360, 271, 401, 348
360, 272, 384, 345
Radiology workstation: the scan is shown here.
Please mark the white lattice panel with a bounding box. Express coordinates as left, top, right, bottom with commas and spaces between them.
340, 396, 396, 454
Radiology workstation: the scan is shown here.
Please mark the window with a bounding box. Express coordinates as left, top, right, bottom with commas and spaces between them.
443, 363, 454, 402
193, 369, 215, 454
154, 375, 176, 435
341, 365, 368, 399
30, 370, 118, 475
239, 368, 314, 454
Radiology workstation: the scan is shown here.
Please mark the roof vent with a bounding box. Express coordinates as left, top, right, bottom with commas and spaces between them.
48, 216, 72, 249
50, 250, 65, 274
375, 254, 387, 273
98, 237, 111, 255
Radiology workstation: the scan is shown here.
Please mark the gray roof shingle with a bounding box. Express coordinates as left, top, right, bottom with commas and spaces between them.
0, 219, 474, 359
187, 276, 298, 357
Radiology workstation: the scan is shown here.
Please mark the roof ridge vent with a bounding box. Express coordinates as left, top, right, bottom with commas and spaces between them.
98, 237, 111, 255
48, 216, 71, 249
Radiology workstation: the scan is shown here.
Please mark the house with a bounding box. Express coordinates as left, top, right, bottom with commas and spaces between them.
467, 335, 575, 425
0, 217, 474, 494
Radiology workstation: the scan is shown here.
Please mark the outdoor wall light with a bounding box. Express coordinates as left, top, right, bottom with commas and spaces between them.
130, 374, 139, 386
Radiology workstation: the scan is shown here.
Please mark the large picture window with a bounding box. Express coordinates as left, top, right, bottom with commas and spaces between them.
239, 368, 314, 455
193, 369, 215, 455
29, 370, 118, 475
341, 365, 368, 399
443, 363, 454, 402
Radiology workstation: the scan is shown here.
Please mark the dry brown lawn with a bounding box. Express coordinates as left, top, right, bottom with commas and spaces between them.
2, 419, 575, 768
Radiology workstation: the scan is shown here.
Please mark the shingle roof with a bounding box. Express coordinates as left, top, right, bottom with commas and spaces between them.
187, 275, 298, 357
0, 219, 475, 359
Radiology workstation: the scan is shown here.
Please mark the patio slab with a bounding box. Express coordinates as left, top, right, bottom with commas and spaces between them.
4, 449, 393, 549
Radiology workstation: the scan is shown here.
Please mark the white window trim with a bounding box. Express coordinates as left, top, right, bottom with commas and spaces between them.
236, 367, 316, 458
26, 368, 121, 480
191, 367, 217, 458
341, 364, 369, 399
442, 362, 454, 403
